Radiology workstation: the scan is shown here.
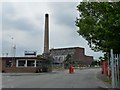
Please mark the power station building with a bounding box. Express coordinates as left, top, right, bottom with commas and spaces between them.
0, 47, 93, 73
50, 47, 93, 67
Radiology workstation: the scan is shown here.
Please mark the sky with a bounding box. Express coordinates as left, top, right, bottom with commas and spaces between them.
1, 0, 104, 59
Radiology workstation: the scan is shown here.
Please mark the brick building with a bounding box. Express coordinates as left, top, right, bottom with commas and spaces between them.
0, 47, 93, 73
50, 47, 93, 67
0, 57, 43, 73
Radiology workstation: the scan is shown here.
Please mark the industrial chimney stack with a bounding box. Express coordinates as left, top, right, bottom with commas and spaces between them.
44, 14, 49, 54
42, 14, 52, 72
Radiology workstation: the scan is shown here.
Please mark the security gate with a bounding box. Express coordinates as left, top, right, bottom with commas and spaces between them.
110, 49, 120, 88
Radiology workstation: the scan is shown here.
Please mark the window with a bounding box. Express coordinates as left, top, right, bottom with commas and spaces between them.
18, 60, 25, 67
6, 60, 12, 67
27, 60, 34, 66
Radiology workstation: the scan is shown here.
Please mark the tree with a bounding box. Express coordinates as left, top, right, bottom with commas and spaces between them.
64, 54, 72, 68
65, 54, 72, 63
91, 60, 101, 66
76, 2, 120, 53
37, 54, 53, 72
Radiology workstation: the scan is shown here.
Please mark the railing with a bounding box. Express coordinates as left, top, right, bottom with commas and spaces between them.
110, 49, 120, 88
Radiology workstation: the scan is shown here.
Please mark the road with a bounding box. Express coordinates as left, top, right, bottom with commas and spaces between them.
2, 68, 109, 88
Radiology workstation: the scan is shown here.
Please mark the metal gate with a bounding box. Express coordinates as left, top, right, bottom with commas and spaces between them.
110, 49, 120, 88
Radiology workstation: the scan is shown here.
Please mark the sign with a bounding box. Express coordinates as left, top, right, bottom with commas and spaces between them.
24, 51, 37, 56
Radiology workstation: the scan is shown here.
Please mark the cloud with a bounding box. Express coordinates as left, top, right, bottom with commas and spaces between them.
1, 2, 103, 59
2, 2, 42, 32
49, 2, 88, 48
48, 2, 78, 28
2, 2, 16, 17
2, 29, 43, 56
3, 17, 37, 31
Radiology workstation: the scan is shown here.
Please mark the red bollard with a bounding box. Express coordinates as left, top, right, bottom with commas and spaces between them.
69, 66, 74, 74
103, 61, 108, 76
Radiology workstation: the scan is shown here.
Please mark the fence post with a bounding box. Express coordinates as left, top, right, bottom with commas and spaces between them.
116, 54, 120, 88
118, 54, 120, 87
111, 49, 116, 88
114, 54, 118, 88
107, 52, 110, 80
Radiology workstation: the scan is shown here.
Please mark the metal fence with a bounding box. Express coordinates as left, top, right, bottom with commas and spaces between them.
110, 49, 120, 88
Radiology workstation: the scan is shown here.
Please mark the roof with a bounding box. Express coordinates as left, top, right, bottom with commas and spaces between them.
0, 57, 37, 60
85, 55, 93, 58
50, 47, 84, 51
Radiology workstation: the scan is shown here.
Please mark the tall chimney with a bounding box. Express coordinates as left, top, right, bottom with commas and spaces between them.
44, 14, 49, 54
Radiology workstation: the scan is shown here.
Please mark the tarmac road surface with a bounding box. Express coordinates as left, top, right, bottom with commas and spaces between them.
2, 68, 110, 88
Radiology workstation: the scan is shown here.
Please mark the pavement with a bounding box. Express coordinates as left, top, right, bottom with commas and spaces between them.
96, 71, 112, 88
96, 70, 120, 89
